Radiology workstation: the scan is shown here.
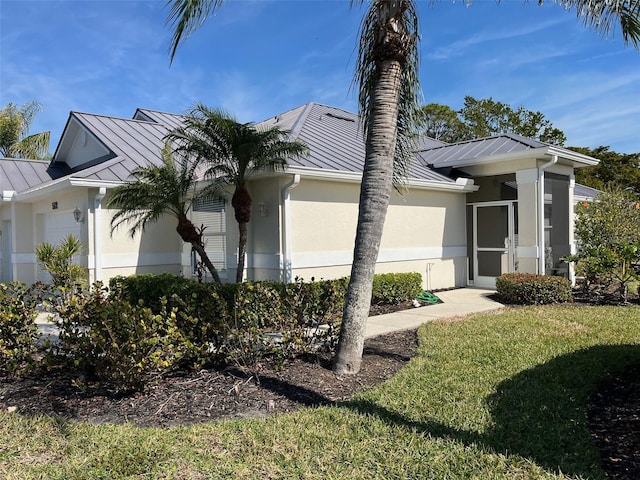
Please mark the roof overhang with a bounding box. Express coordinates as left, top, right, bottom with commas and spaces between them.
13, 177, 124, 202
432, 146, 599, 170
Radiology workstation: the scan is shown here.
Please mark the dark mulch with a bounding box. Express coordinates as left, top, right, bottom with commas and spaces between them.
589, 363, 640, 480
0, 328, 418, 428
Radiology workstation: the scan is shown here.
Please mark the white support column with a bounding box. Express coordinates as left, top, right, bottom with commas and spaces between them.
515, 168, 540, 274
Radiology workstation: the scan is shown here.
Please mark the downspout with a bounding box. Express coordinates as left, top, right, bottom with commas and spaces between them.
538, 155, 558, 275
93, 187, 107, 282
281, 174, 300, 283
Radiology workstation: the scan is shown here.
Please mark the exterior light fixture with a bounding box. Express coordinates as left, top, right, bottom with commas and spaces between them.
73, 207, 84, 223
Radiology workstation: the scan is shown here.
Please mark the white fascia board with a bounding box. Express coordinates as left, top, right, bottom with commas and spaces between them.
68, 178, 125, 188
434, 146, 598, 169
2, 190, 16, 202
286, 166, 477, 192
15, 178, 124, 202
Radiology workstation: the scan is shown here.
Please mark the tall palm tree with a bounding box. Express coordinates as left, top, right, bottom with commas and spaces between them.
166, 0, 640, 374
0, 101, 50, 159
166, 104, 308, 283
108, 145, 222, 283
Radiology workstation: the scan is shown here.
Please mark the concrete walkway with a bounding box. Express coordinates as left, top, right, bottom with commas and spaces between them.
365, 287, 503, 338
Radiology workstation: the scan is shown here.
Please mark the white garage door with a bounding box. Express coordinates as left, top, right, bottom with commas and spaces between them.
44, 211, 81, 245
41, 211, 82, 282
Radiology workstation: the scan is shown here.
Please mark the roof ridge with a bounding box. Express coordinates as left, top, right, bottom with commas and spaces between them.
288, 102, 316, 139
73, 111, 158, 125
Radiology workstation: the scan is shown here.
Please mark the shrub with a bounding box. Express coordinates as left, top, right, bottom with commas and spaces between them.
371, 272, 423, 304
110, 274, 229, 356
54, 283, 195, 391
35, 234, 87, 295
0, 282, 42, 376
496, 273, 573, 305
565, 189, 640, 302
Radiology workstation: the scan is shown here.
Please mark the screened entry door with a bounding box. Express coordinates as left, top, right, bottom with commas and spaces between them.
473, 202, 517, 288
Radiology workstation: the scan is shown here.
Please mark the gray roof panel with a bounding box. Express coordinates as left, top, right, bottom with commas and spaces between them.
0, 158, 52, 192
419, 133, 547, 167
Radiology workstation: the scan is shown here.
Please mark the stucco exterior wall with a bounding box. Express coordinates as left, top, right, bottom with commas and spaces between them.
287, 178, 468, 289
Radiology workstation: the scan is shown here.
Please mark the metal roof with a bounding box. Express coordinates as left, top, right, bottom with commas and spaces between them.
418, 134, 547, 167
64, 112, 171, 183
0, 158, 52, 192
9, 103, 597, 198
258, 102, 456, 184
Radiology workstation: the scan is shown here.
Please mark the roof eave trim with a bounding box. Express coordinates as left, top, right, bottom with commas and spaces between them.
286, 166, 476, 192
15, 178, 124, 201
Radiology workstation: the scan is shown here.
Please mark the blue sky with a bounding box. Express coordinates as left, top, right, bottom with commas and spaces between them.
1, 0, 639, 154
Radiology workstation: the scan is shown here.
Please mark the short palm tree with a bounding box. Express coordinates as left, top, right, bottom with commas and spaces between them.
167, 104, 308, 283
108, 145, 222, 283
0, 101, 50, 159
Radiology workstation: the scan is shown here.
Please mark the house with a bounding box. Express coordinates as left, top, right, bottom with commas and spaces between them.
0, 102, 599, 289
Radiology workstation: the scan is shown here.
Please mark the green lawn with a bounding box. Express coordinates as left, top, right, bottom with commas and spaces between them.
1, 305, 639, 479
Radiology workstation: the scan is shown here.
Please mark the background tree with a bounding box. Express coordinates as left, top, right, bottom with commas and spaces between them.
417, 103, 469, 142
0, 101, 51, 159
166, 0, 640, 375
108, 145, 222, 283
458, 96, 567, 144
166, 104, 308, 283
417, 96, 567, 144
570, 146, 640, 198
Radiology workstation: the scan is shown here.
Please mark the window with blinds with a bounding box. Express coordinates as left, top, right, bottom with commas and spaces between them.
191, 198, 227, 277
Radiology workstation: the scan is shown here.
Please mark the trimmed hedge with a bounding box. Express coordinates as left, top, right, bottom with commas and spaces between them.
371, 272, 423, 305
496, 273, 573, 305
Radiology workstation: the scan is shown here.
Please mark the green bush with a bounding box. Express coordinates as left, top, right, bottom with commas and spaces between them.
110, 274, 229, 356
102, 272, 420, 377
496, 273, 573, 305
371, 272, 423, 304
54, 283, 196, 391
0, 282, 42, 376
565, 189, 640, 302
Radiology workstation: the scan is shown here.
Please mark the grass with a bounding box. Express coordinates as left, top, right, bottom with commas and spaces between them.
1, 305, 639, 479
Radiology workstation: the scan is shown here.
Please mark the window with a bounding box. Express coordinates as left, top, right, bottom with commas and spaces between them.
191, 198, 226, 279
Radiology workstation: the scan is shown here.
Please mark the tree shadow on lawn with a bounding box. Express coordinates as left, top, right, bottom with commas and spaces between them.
343, 344, 640, 478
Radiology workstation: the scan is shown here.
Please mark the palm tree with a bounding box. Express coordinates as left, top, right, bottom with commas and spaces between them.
166, 104, 308, 283
0, 101, 50, 159
166, 0, 640, 374
108, 145, 222, 283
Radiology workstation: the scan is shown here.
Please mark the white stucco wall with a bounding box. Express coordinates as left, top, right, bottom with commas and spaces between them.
286, 178, 468, 289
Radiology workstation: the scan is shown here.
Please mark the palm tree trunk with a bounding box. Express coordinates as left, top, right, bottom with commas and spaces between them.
176, 215, 221, 283
333, 58, 403, 375
191, 241, 222, 284
236, 221, 248, 283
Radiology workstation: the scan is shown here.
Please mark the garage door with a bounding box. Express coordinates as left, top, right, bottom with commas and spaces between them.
41, 211, 82, 282
44, 211, 81, 245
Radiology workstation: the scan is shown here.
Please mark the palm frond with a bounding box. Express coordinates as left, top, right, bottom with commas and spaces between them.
13, 131, 51, 159
166, 0, 226, 63
353, 0, 421, 190
554, 0, 640, 48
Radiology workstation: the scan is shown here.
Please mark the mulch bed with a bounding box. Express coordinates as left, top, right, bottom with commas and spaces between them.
0, 327, 418, 428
